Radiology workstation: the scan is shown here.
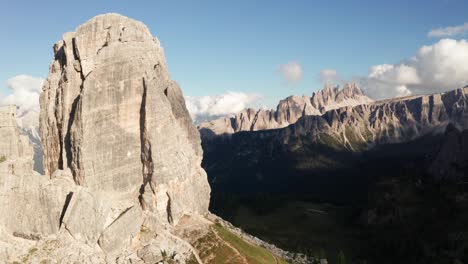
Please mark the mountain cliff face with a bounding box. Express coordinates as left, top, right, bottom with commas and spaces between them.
198, 83, 373, 139
39, 13, 210, 220
0, 14, 297, 264
0, 105, 34, 175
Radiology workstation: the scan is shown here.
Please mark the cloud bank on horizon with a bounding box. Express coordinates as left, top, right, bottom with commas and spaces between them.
358, 38, 468, 99
185, 91, 261, 122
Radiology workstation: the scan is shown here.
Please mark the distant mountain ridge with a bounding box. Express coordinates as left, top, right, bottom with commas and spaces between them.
198, 83, 373, 139
201, 86, 468, 192
200, 85, 468, 149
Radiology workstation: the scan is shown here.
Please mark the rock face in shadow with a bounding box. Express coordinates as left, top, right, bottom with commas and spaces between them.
429, 124, 468, 181
40, 13, 210, 220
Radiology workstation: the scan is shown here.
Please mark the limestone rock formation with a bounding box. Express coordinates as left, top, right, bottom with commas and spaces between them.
0, 13, 213, 263
198, 83, 373, 138
311, 83, 373, 113
39, 13, 210, 220
0, 105, 34, 175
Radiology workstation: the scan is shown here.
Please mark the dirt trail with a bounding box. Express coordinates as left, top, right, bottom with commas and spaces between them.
212, 228, 249, 264
164, 231, 204, 264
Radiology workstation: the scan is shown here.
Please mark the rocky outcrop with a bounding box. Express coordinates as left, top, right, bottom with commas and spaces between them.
40, 13, 210, 219
198, 83, 373, 138
311, 83, 373, 113
0, 105, 34, 175
0, 13, 213, 263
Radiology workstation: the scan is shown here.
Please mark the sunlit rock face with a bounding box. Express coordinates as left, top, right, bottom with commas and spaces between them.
40, 13, 210, 219
0, 105, 34, 175
0, 13, 212, 263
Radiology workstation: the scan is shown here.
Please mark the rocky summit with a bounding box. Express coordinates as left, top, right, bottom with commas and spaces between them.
198, 83, 373, 139
0, 13, 298, 264
0, 13, 214, 263
39, 12, 210, 221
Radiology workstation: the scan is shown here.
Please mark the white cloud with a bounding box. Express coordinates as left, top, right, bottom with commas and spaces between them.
1, 75, 44, 128
319, 69, 339, 85
362, 38, 468, 100
278, 61, 303, 84
428, 22, 468, 38
185, 91, 261, 122
1, 75, 44, 112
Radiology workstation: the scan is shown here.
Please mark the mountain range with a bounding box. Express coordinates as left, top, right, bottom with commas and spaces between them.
198, 83, 373, 139
0, 14, 300, 264
200, 84, 468, 263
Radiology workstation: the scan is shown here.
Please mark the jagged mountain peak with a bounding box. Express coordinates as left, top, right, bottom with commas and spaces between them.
198, 82, 373, 136
311, 83, 373, 113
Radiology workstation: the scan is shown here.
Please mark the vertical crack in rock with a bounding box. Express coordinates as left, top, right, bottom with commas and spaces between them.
59, 192, 74, 228
138, 78, 155, 210
66, 95, 81, 182
55, 85, 65, 171
166, 192, 173, 224
65, 37, 86, 185
97, 29, 111, 55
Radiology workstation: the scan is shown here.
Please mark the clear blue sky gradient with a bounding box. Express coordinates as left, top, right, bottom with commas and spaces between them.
1, 0, 467, 106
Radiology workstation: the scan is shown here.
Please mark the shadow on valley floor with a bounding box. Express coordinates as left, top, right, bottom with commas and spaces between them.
205, 131, 468, 264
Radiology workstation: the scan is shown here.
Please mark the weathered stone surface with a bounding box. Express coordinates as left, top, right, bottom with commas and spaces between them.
0, 170, 75, 237
0, 13, 213, 263
40, 13, 210, 222
61, 188, 111, 245
0, 105, 34, 175
198, 83, 373, 138
0, 13, 299, 264
98, 205, 143, 253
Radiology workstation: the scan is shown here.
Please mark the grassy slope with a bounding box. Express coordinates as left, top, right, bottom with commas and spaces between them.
213, 224, 280, 264
220, 197, 361, 263
192, 223, 289, 264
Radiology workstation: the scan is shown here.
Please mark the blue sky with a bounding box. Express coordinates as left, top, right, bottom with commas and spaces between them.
1, 0, 468, 114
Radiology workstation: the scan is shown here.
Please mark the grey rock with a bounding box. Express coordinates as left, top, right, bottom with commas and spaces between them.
98, 206, 143, 254
40, 13, 210, 222
0, 13, 213, 263
61, 188, 111, 245
0, 169, 75, 237
0, 105, 34, 175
